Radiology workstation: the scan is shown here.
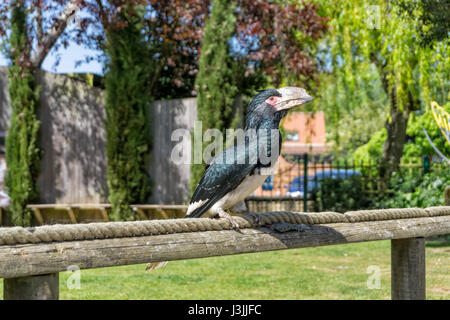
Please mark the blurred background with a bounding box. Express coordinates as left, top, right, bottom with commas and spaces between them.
0, 0, 448, 225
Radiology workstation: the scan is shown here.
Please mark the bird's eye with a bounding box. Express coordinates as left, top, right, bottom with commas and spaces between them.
265, 96, 278, 106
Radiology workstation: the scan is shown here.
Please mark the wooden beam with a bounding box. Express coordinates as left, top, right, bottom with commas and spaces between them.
0, 215, 448, 279
0, 207, 2, 226
131, 204, 188, 211
3, 273, 59, 300
66, 207, 77, 224
133, 207, 148, 220
27, 204, 112, 209
391, 238, 426, 300
155, 208, 169, 219
99, 207, 109, 222
31, 208, 44, 226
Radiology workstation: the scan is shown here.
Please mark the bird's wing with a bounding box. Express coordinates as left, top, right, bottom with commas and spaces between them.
185, 143, 258, 218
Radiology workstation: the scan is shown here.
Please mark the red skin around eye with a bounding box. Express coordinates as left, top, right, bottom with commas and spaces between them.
265, 96, 278, 107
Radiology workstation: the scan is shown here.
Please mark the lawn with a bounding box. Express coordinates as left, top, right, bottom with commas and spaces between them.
1, 239, 448, 300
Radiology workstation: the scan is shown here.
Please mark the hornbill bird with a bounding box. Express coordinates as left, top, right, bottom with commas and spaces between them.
146, 87, 313, 271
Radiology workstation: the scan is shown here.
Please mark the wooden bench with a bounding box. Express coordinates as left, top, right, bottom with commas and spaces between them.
27, 204, 112, 225
1, 204, 188, 225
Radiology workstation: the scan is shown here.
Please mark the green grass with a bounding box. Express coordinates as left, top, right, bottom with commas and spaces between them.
1, 240, 448, 299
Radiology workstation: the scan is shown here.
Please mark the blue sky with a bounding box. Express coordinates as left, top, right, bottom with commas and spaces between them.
0, 41, 104, 75
0, 7, 104, 75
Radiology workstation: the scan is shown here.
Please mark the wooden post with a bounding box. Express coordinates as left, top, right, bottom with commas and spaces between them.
4, 273, 59, 300
391, 238, 425, 300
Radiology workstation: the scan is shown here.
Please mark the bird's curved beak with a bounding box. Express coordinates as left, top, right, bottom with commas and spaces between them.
275, 87, 313, 112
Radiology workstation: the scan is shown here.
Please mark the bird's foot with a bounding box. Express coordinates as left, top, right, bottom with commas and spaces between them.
217, 209, 241, 231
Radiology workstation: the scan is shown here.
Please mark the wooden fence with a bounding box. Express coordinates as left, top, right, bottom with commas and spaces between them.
0, 68, 199, 205
1, 189, 449, 300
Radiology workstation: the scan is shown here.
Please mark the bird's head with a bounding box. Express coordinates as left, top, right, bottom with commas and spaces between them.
246, 87, 313, 128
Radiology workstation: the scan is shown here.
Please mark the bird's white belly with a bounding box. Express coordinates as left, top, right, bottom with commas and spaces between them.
206, 174, 268, 217
207, 157, 279, 217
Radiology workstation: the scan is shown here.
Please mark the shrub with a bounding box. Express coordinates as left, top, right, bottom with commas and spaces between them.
379, 164, 450, 208
5, 3, 40, 226
315, 175, 375, 212
315, 163, 449, 212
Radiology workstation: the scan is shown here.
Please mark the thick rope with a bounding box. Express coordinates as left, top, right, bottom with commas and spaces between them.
0, 206, 449, 245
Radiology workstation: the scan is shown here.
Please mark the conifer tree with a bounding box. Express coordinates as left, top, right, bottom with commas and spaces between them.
5, 2, 41, 225
104, 7, 152, 220
190, 0, 238, 192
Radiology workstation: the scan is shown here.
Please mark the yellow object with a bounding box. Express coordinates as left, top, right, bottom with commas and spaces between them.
430, 101, 450, 146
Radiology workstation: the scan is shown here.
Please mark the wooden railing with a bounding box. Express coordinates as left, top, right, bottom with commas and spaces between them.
0, 190, 449, 300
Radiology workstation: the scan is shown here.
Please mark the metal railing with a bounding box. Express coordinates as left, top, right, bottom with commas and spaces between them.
248, 155, 428, 212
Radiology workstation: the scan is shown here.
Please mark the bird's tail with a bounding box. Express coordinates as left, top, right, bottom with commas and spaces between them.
146, 261, 168, 271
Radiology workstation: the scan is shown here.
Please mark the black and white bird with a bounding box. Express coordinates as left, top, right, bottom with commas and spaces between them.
146, 87, 313, 271
184, 87, 313, 225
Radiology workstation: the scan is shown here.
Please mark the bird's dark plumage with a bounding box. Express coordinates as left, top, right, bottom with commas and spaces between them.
146, 86, 313, 270
185, 89, 292, 219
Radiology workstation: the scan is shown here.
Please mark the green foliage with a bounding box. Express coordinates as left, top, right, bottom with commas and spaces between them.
315, 162, 449, 212
315, 0, 448, 175
396, 0, 450, 47
352, 101, 450, 165
190, 0, 238, 192
352, 129, 386, 165
379, 164, 450, 208
404, 102, 450, 160
317, 63, 388, 154
315, 176, 375, 212
104, 9, 151, 220
5, 2, 40, 226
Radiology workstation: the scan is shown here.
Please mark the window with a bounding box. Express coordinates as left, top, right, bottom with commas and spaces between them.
285, 130, 299, 141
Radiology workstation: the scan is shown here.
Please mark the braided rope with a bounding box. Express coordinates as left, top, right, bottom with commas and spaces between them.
0, 206, 449, 245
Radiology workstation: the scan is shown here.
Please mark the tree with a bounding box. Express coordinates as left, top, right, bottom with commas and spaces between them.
190, 0, 238, 191
397, 0, 450, 47
4, 2, 40, 225
1, 0, 329, 217
0, 0, 81, 225
316, 0, 448, 188
101, 2, 152, 220
190, 0, 328, 190
84, 0, 209, 100
234, 0, 328, 88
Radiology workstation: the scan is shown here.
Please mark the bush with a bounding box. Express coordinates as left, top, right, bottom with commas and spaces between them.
379, 164, 450, 208
315, 175, 375, 212
315, 163, 449, 212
